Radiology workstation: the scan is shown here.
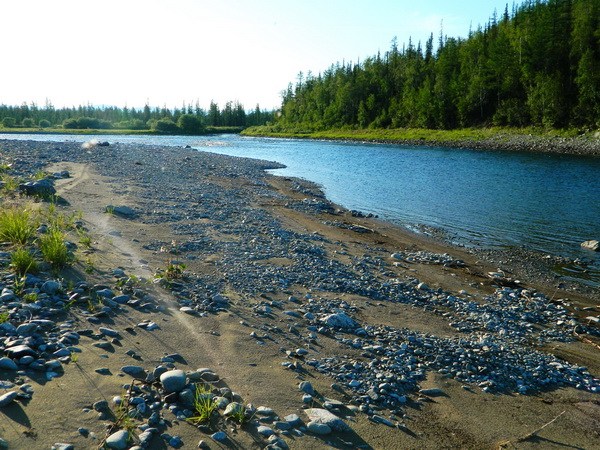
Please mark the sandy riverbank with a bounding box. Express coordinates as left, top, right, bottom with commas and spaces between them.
0, 139, 598, 449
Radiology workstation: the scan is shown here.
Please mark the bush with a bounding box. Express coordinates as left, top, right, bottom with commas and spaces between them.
177, 114, 204, 134
62, 117, 113, 129
152, 118, 179, 133
39, 119, 51, 128
21, 118, 34, 128
114, 119, 147, 130
2, 117, 16, 128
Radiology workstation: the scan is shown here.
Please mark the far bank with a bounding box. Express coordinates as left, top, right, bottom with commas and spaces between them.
242, 126, 600, 156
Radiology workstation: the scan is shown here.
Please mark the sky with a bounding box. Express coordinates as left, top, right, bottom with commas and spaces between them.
0, 0, 512, 111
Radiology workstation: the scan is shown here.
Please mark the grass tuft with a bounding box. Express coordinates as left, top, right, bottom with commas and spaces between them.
186, 384, 218, 425
10, 247, 38, 276
0, 207, 35, 245
39, 227, 70, 270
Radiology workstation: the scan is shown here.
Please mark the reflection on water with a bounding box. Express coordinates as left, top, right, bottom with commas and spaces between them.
2, 132, 599, 283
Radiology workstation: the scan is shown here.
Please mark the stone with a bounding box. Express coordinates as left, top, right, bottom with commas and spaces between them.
284, 413, 302, 426
160, 369, 187, 393
16, 323, 38, 335
0, 357, 18, 371
224, 401, 244, 417
105, 429, 130, 449
19, 178, 56, 197
306, 421, 332, 435
211, 431, 227, 442
298, 381, 314, 395
321, 312, 357, 329
304, 408, 350, 432
106, 205, 137, 218
581, 240, 599, 251
98, 327, 120, 337
418, 388, 445, 397
257, 425, 274, 437
51, 444, 74, 450
41, 280, 61, 294
120, 365, 146, 378
5, 345, 37, 359
0, 391, 18, 407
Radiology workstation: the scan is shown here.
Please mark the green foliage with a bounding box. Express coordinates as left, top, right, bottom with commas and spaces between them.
22, 292, 38, 303
2, 117, 16, 128
186, 384, 218, 424
0, 208, 35, 245
0, 312, 9, 324
177, 114, 204, 134
151, 118, 179, 134
21, 118, 34, 127
273, 0, 600, 131
39, 227, 70, 270
10, 247, 38, 276
38, 119, 51, 128
63, 116, 112, 129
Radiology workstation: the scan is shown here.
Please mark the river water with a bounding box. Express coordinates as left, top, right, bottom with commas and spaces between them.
2, 133, 599, 283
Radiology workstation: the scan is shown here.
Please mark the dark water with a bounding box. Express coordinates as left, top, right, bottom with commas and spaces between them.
2, 133, 599, 283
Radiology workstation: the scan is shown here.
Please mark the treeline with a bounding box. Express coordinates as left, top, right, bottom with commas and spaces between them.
276, 0, 600, 131
0, 100, 275, 132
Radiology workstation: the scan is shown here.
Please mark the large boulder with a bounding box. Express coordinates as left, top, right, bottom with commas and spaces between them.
19, 178, 56, 197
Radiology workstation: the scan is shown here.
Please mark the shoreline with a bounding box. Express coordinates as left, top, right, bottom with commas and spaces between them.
242, 127, 600, 157
0, 138, 598, 449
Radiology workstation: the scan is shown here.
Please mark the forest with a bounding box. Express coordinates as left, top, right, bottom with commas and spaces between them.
0, 100, 274, 133
274, 0, 600, 131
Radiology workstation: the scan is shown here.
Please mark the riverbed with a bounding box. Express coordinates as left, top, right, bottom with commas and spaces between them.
2, 133, 599, 283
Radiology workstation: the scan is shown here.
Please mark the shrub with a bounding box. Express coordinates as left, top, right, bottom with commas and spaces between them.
151, 118, 179, 133
62, 117, 113, 129
2, 117, 16, 128
177, 114, 204, 134
39, 119, 51, 128
0, 208, 35, 245
39, 227, 70, 270
10, 247, 38, 276
21, 118, 34, 127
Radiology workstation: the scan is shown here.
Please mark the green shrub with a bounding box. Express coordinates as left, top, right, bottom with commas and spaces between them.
39, 119, 51, 128
0, 208, 35, 245
22, 118, 34, 128
2, 117, 16, 128
10, 247, 38, 276
39, 227, 70, 270
177, 114, 204, 134
151, 118, 179, 133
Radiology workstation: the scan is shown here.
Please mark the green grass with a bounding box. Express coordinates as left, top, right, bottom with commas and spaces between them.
0, 312, 9, 324
186, 384, 218, 425
10, 247, 38, 276
39, 227, 70, 270
0, 207, 35, 245
242, 125, 586, 143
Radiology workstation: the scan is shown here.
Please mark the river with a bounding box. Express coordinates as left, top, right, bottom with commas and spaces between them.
2, 133, 599, 284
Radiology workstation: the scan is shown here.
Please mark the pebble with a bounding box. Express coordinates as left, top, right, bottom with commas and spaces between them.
211, 431, 227, 442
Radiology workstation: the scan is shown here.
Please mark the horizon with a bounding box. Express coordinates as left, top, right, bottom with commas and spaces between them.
1, 0, 512, 111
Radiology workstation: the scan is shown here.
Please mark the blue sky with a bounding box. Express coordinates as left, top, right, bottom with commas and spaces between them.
0, 0, 511, 110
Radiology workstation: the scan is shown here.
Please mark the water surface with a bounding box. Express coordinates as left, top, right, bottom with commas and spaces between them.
2, 133, 599, 283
